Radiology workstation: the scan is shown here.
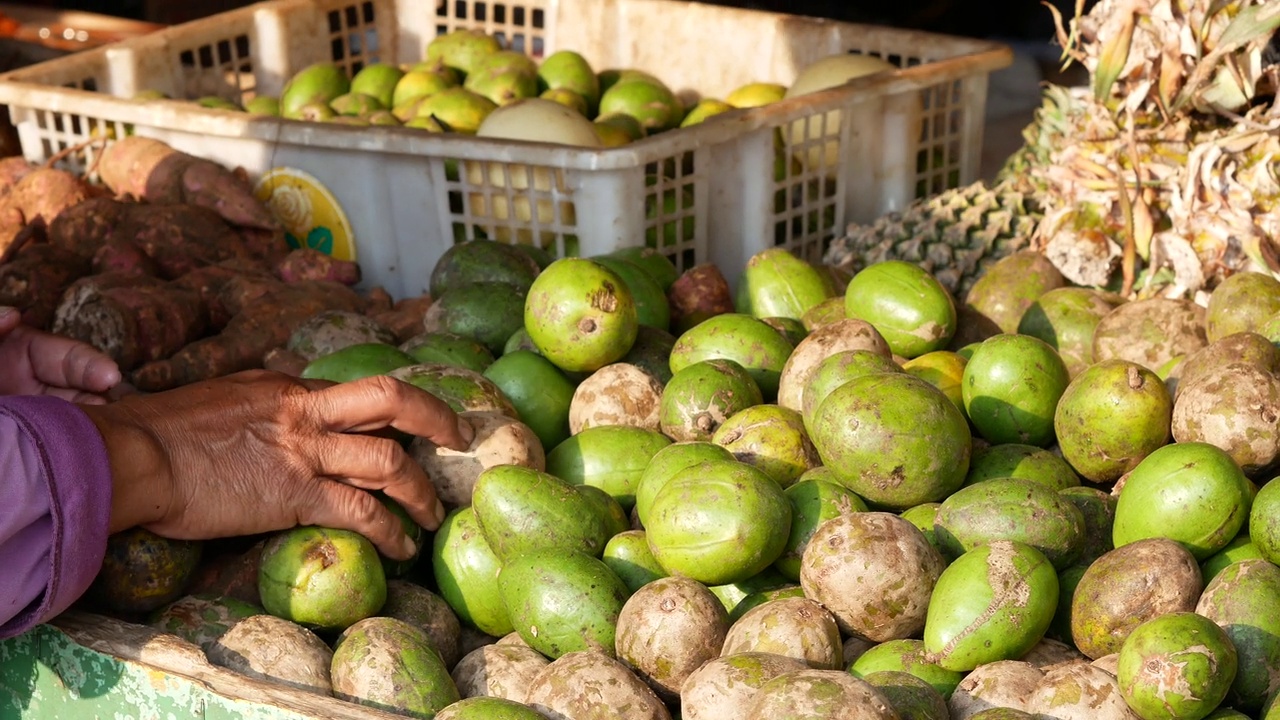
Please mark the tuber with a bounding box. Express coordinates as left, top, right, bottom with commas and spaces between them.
51, 272, 208, 370
0, 157, 36, 195
0, 167, 97, 259
372, 295, 434, 344
97, 137, 281, 232
131, 279, 368, 391
0, 243, 91, 329
274, 248, 361, 285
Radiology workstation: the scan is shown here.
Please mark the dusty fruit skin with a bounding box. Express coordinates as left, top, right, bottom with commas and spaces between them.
670, 313, 796, 398
431, 507, 513, 637
645, 459, 792, 586
497, 550, 629, 659
800, 349, 903, 430
616, 576, 729, 701
681, 652, 809, 720
1017, 286, 1117, 378
1054, 359, 1171, 483
962, 334, 1070, 447
257, 527, 386, 632
89, 528, 204, 614
923, 540, 1059, 672
712, 404, 820, 487
810, 371, 971, 509
1206, 270, 1280, 342
933, 477, 1086, 570
1113, 442, 1252, 560
845, 259, 957, 359
774, 477, 867, 581
862, 669, 950, 720
720, 596, 843, 671
744, 669, 899, 720
1117, 612, 1237, 720
1195, 558, 1280, 711
963, 443, 1080, 490
435, 697, 547, 720
148, 594, 262, 650
659, 359, 764, 442
331, 616, 460, 716
471, 465, 611, 562
848, 638, 965, 699
524, 258, 638, 373
963, 250, 1066, 335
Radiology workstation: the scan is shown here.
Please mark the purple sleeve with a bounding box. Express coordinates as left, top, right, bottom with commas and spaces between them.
0, 395, 112, 639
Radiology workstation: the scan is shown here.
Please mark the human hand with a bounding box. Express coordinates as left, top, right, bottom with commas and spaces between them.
80, 370, 474, 560
0, 306, 121, 403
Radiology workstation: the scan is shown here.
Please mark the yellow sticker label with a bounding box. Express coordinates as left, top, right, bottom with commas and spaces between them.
253, 167, 357, 262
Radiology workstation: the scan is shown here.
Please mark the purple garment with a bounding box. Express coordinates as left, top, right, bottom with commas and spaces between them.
0, 395, 112, 639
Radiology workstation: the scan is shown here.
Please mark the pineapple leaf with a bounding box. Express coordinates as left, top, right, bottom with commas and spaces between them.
1172, 1, 1280, 112
1093, 8, 1137, 102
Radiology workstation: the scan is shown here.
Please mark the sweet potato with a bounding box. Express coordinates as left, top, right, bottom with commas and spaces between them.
48, 197, 255, 278
0, 167, 96, 258
372, 295, 434, 344
0, 157, 36, 195
97, 137, 280, 232
262, 347, 309, 376
51, 272, 208, 370
131, 280, 368, 391
91, 239, 161, 277
0, 243, 91, 329
364, 287, 394, 315
274, 248, 361, 285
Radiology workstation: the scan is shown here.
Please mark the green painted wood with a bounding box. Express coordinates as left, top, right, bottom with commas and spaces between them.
0, 624, 320, 720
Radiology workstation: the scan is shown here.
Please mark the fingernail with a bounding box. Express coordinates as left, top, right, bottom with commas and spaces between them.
400, 533, 418, 559
457, 417, 475, 446
433, 499, 447, 528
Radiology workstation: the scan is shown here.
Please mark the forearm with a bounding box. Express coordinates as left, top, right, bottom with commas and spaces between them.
0, 396, 113, 639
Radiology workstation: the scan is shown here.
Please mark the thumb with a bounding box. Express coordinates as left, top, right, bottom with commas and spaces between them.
297, 482, 417, 561
0, 306, 20, 335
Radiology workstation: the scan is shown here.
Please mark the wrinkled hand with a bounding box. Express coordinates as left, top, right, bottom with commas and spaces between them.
80, 370, 473, 560
0, 306, 121, 403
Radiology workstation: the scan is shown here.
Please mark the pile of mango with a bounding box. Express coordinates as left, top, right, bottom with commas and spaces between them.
85, 240, 1280, 720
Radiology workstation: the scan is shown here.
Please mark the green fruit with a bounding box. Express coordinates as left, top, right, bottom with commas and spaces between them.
726, 82, 787, 108
1017, 286, 1117, 378
737, 248, 834, 320
901, 350, 967, 412
761, 317, 809, 347
431, 238, 541, 298
962, 251, 1066, 336
659, 359, 764, 442
243, 96, 280, 116
592, 255, 671, 331
602, 530, 668, 593
465, 67, 538, 106
376, 494, 425, 579
600, 247, 679, 292
350, 63, 406, 108
775, 478, 867, 581
1202, 533, 1264, 584
425, 29, 502, 78
537, 50, 600, 112
300, 343, 417, 383
810, 372, 971, 510
598, 78, 684, 133
1054, 359, 1172, 483
525, 258, 639, 373
399, 332, 495, 373
411, 87, 497, 133
388, 363, 518, 418
634, 441, 736, 527
712, 404, 819, 487
923, 540, 1059, 672
622, 325, 678, 384
472, 465, 611, 562
196, 96, 241, 111
294, 101, 337, 122
539, 87, 588, 114
1117, 612, 1237, 720
90, 529, 203, 614
148, 594, 261, 650
391, 70, 456, 107
366, 110, 401, 126
379, 581, 461, 668
848, 638, 965, 699
745, 670, 901, 718
1195, 558, 1280, 711
424, 282, 527, 356
1206, 270, 1280, 342
679, 98, 734, 128
498, 550, 629, 659
670, 313, 795, 398
800, 350, 903, 429
545, 425, 672, 508
1115, 442, 1251, 560
482, 350, 574, 449
576, 484, 630, 538
646, 459, 792, 585
964, 443, 1080, 490
845, 260, 957, 359
962, 334, 1070, 447
331, 617, 459, 716
258, 527, 386, 632
281, 63, 351, 119
934, 477, 1086, 569
595, 112, 646, 142
1250, 478, 1280, 567
899, 503, 947, 558
436, 697, 547, 720
329, 92, 384, 116
470, 50, 538, 78
1048, 562, 1088, 644
802, 296, 847, 331
431, 507, 511, 636
861, 670, 951, 720
1059, 486, 1117, 565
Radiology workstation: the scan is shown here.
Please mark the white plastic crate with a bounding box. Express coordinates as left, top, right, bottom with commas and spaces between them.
0, 0, 1010, 299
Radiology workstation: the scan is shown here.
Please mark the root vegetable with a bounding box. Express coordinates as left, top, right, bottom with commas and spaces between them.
0, 167, 96, 259
97, 137, 280, 231
51, 273, 208, 369
275, 248, 361, 285
0, 243, 91, 329
91, 239, 160, 277
372, 295, 434, 343
131, 280, 367, 391
0, 157, 35, 194
262, 347, 309, 376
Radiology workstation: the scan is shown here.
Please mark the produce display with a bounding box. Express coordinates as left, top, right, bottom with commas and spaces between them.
5, 1, 1280, 719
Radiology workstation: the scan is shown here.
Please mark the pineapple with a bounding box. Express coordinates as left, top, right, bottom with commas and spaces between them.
827, 0, 1280, 301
